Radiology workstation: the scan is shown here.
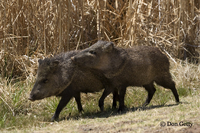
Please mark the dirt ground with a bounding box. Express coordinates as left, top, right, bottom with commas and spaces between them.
147, 124, 200, 133
78, 123, 200, 133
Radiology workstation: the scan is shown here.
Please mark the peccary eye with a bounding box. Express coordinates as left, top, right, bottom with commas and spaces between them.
89, 51, 96, 55
42, 79, 48, 83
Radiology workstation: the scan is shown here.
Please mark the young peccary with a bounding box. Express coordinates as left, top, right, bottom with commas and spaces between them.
72, 40, 180, 111
28, 50, 118, 121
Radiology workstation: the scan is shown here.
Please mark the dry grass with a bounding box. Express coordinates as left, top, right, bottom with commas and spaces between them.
171, 59, 200, 89
0, 59, 199, 132
0, 0, 200, 79
0, 0, 200, 132
1, 94, 200, 133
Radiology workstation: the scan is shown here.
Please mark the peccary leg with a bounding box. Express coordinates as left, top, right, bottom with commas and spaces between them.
155, 74, 180, 103
142, 83, 156, 106
118, 86, 127, 112
112, 89, 119, 109
74, 93, 83, 112
51, 95, 73, 121
99, 88, 113, 111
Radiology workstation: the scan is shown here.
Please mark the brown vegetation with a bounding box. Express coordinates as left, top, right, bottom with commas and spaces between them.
0, 0, 200, 79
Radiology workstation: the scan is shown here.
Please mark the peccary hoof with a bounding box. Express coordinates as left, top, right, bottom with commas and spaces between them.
112, 106, 117, 110
118, 107, 124, 112
51, 114, 59, 122
142, 102, 149, 107
78, 108, 84, 113
100, 106, 104, 112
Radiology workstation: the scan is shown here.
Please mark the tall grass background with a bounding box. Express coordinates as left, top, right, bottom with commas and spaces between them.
0, 0, 200, 130
0, 0, 200, 79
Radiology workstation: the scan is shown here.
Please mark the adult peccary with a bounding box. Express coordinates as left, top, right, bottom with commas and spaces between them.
71, 40, 180, 111
28, 50, 118, 121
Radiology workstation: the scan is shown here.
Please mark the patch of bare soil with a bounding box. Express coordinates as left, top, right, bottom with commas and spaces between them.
78, 120, 200, 133
78, 120, 138, 133
177, 125, 200, 133
145, 124, 200, 133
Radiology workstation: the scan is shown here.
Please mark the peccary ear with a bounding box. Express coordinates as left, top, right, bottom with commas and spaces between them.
50, 60, 59, 68
38, 59, 43, 65
103, 42, 114, 52
48, 60, 59, 72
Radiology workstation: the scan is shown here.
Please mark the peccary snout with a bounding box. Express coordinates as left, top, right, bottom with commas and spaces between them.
28, 96, 34, 101
28, 92, 38, 101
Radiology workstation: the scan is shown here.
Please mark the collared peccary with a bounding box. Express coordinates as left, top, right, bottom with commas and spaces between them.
28, 50, 118, 121
71, 40, 180, 111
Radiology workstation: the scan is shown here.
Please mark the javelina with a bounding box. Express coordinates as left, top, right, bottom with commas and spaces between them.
29, 50, 118, 121
72, 40, 180, 111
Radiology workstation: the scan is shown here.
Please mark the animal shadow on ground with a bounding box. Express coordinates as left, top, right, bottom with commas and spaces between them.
57, 102, 187, 122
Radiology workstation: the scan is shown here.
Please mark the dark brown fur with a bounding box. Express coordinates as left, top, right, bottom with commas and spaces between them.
72, 40, 180, 111
29, 50, 118, 121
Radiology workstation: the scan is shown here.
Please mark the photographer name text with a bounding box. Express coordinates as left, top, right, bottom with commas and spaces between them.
160, 121, 193, 127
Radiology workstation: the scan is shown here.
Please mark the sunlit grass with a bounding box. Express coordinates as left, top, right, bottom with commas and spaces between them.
0, 60, 199, 131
